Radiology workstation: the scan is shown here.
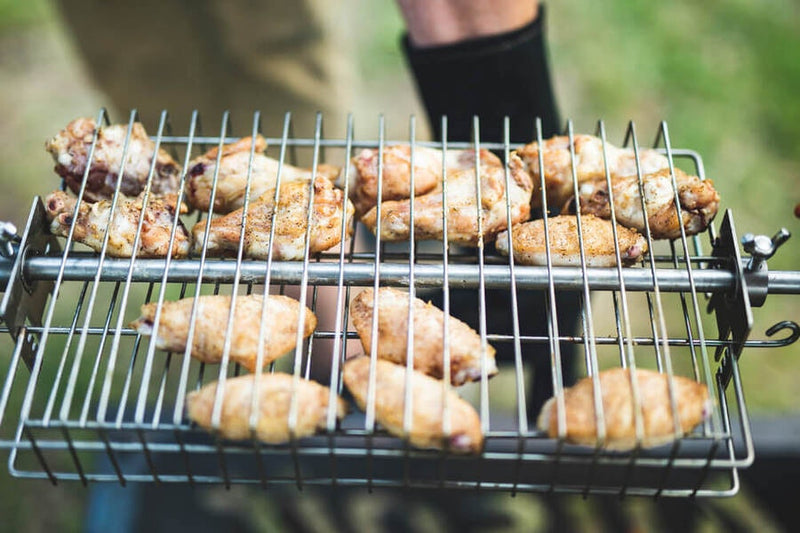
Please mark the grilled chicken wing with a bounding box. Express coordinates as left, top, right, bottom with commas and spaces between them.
516, 134, 670, 209
350, 287, 497, 386
574, 168, 720, 240
360, 153, 532, 245
341, 146, 491, 217
537, 368, 710, 450
495, 214, 647, 267
45, 190, 190, 258
45, 118, 181, 203
192, 177, 354, 260
187, 373, 347, 444
343, 357, 483, 454
186, 135, 339, 214
130, 294, 316, 372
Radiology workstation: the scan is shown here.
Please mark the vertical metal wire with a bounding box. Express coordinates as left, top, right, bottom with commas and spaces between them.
11, 105, 107, 481
364, 115, 386, 493
325, 113, 355, 487
565, 123, 606, 455
49, 110, 143, 483
286, 112, 326, 491
91, 110, 171, 430
617, 122, 677, 497
533, 119, 567, 492
644, 293, 665, 372
99, 110, 196, 425
437, 116, 453, 490
59, 111, 142, 424
656, 123, 721, 437
499, 117, 527, 496
41, 281, 91, 424
113, 282, 155, 426
170, 112, 228, 425
597, 122, 638, 373
402, 116, 418, 488
471, 116, 491, 441
248, 112, 293, 490
669, 239, 701, 380
0, 328, 27, 428
78, 281, 123, 423
207, 111, 264, 490
164, 111, 232, 487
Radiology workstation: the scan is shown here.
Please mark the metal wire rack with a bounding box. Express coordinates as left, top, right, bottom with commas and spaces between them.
0, 109, 798, 497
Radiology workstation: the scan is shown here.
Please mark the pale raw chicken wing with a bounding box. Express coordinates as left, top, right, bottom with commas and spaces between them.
45, 118, 181, 202
187, 373, 347, 444
192, 177, 355, 260
360, 152, 532, 245
537, 368, 710, 450
44, 190, 190, 258
186, 135, 339, 214
350, 287, 497, 386
130, 294, 316, 372
343, 357, 483, 454
495, 214, 647, 267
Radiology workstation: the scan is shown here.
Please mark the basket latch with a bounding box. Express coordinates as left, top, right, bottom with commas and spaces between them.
741, 229, 790, 307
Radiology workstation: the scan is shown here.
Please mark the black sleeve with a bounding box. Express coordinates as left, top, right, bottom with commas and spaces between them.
401, 6, 560, 144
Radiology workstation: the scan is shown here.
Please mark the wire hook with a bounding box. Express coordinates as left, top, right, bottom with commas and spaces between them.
762, 321, 800, 348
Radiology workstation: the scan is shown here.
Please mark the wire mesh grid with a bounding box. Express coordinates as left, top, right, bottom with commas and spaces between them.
0, 109, 762, 497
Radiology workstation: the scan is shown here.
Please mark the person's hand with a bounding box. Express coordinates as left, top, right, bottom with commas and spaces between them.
396, 0, 539, 47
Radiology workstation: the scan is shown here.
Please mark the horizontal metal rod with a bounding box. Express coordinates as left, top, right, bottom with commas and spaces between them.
766, 270, 800, 294
17, 255, 748, 292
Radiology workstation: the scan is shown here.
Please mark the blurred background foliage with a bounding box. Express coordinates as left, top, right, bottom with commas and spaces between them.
0, 0, 798, 530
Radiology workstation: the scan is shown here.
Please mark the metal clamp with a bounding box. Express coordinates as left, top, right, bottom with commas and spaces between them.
742, 229, 790, 307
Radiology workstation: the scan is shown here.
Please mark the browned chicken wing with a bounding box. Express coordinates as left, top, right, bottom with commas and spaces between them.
44, 190, 190, 258
495, 214, 647, 267
516, 134, 669, 209
343, 357, 483, 454
187, 373, 347, 444
186, 135, 339, 214
45, 118, 182, 203
130, 294, 316, 372
360, 153, 532, 245
350, 287, 497, 386
341, 145, 490, 217
574, 168, 720, 240
192, 177, 355, 260
537, 368, 710, 450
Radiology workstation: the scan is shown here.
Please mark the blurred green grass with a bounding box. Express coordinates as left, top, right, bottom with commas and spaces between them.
0, 0, 799, 529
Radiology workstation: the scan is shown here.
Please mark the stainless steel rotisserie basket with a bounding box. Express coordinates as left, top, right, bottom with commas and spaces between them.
0, 109, 797, 497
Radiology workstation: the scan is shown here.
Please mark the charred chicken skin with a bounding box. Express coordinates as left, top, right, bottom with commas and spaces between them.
186, 135, 340, 214
45, 118, 182, 203
44, 190, 190, 258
